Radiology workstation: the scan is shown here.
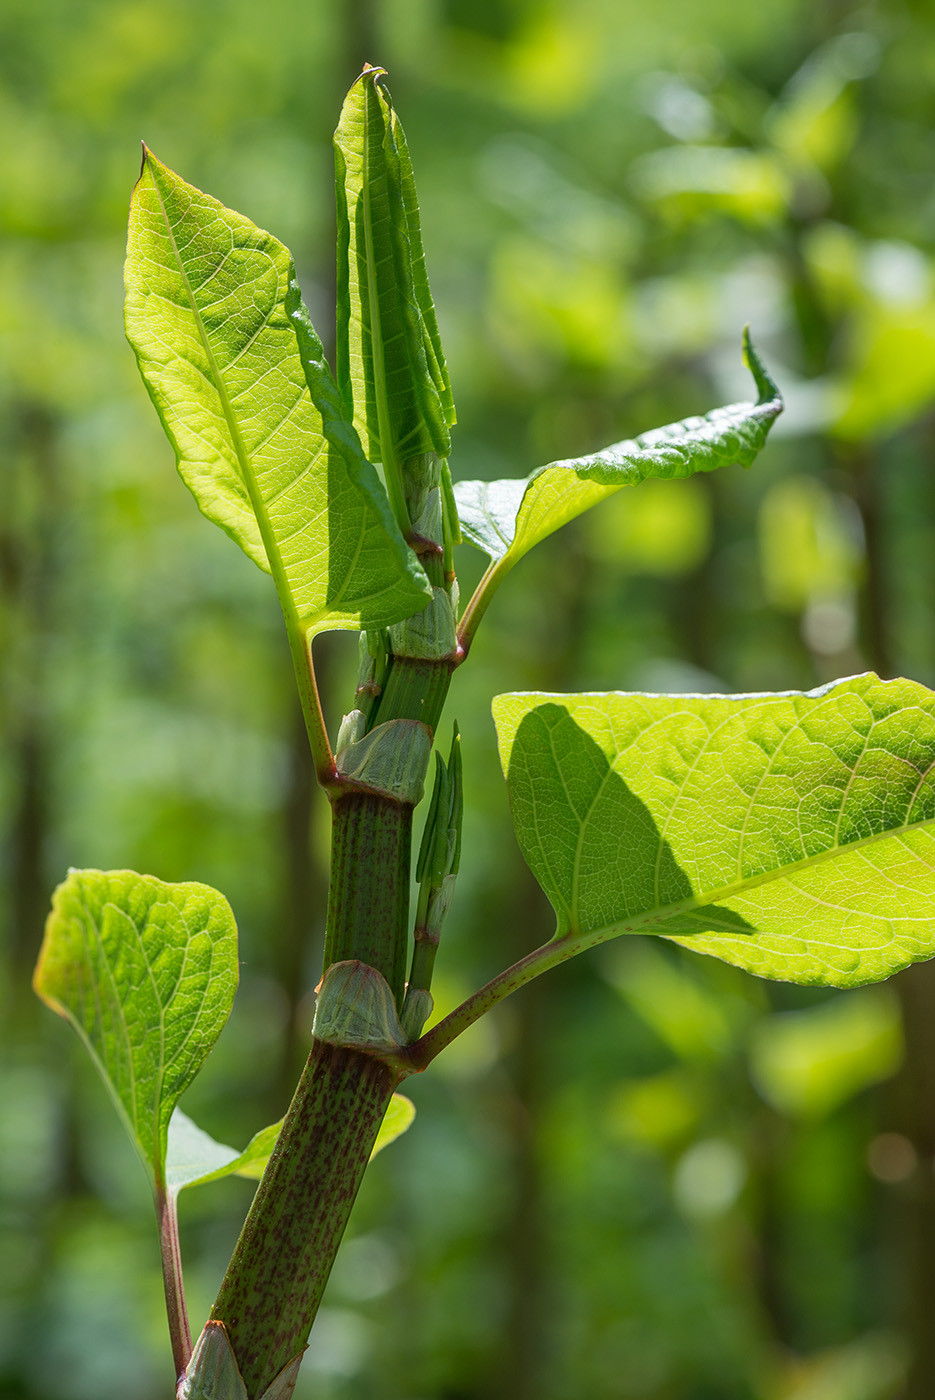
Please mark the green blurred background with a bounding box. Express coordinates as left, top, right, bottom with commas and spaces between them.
4, 0, 935, 1396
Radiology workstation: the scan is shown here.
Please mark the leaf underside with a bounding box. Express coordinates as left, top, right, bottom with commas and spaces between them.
125, 148, 430, 639
166, 1093, 416, 1197
455, 329, 781, 575
493, 674, 935, 987
34, 869, 239, 1187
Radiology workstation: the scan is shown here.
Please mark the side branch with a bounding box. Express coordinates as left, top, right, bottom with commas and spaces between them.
406, 930, 595, 1071
456, 557, 505, 656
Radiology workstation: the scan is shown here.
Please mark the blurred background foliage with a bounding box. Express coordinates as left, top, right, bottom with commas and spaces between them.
3, 0, 935, 1396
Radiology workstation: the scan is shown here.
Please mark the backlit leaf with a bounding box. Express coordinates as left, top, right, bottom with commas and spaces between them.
456, 331, 780, 616
492, 673, 935, 987
334, 66, 455, 525
34, 869, 238, 1189
125, 148, 430, 639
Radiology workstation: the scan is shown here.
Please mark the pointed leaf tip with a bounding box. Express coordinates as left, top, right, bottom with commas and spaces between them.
454, 329, 783, 583
334, 58, 455, 494
742, 326, 781, 408
166, 1091, 416, 1195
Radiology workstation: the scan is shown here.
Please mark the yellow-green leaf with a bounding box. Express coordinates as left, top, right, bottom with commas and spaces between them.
334, 66, 455, 527
34, 869, 238, 1189
492, 674, 935, 988
125, 148, 430, 639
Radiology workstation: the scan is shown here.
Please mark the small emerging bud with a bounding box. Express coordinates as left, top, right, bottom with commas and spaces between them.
400, 986, 434, 1042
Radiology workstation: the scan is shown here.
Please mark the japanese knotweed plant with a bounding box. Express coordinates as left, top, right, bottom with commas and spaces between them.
33, 65, 935, 1399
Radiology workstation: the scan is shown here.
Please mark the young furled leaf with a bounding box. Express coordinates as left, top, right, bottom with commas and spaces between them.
492, 674, 935, 988
456, 331, 781, 643
334, 65, 456, 532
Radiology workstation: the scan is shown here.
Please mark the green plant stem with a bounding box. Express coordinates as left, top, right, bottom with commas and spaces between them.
156, 1186, 192, 1378
323, 790, 412, 1006
457, 557, 506, 656
322, 647, 457, 1000
375, 653, 457, 731
211, 520, 459, 1390
407, 919, 439, 997
211, 1038, 399, 1398
406, 932, 597, 1071
211, 642, 457, 1392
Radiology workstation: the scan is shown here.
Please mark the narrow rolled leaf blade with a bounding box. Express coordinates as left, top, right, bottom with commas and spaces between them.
34, 870, 238, 1188
492, 674, 935, 988
166, 1093, 416, 1195
334, 67, 454, 489
456, 330, 780, 571
125, 148, 430, 638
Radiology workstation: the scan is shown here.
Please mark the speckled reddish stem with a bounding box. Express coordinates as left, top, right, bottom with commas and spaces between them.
210, 1039, 399, 1398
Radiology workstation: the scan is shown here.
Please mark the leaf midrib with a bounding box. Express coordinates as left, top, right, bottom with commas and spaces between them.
471, 387, 781, 569
560, 811, 935, 945
145, 160, 306, 636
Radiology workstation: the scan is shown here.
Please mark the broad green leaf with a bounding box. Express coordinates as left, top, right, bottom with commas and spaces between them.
334, 66, 455, 523
166, 1093, 416, 1195
125, 149, 430, 639
455, 330, 780, 591
492, 674, 935, 988
34, 869, 238, 1189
